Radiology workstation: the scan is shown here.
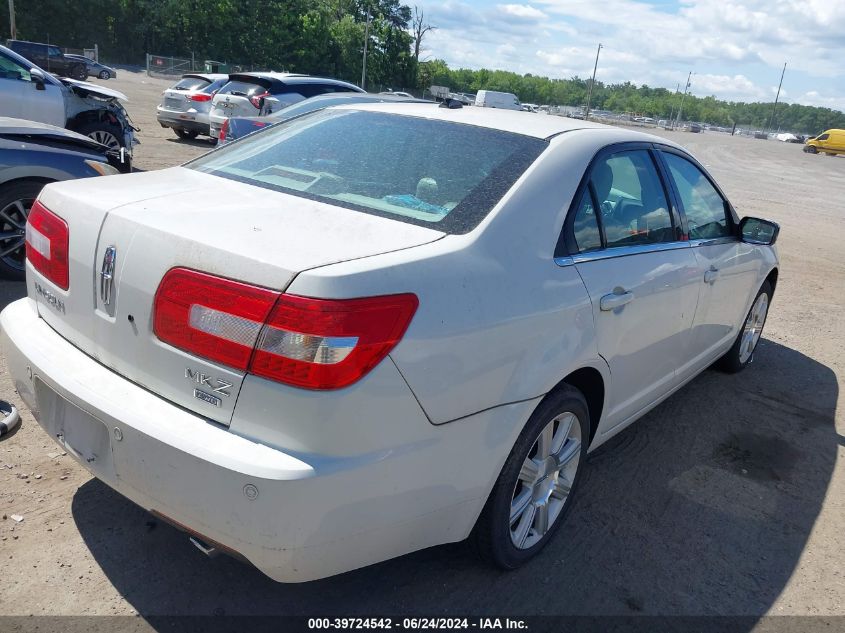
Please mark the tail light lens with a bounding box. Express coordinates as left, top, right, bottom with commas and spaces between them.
25, 200, 69, 290
251, 293, 418, 389
219, 118, 229, 142
249, 91, 270, 109
153, 268, 418, 390
153, 269, 278, 370
189, 93, 213, 102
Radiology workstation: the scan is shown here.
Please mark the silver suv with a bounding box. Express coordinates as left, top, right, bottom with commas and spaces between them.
156, 73, 228, 140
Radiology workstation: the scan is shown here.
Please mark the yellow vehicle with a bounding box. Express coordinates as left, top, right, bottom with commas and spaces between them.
804, 129, 845, 155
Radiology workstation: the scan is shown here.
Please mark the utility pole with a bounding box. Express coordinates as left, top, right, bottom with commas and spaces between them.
584, 43, 602, 121
360, 4, 371, 90
8, 0, 15, 39
768, 62, 787, 132
667, 82, 680, 128
675, 71, 693, 129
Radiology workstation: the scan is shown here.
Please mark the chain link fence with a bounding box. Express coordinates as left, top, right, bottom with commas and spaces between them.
146, 53, 265, 79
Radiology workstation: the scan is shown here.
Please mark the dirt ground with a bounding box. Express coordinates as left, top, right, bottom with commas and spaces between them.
0, 70, 843, 622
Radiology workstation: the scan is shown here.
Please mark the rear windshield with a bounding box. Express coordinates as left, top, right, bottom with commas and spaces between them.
218, 80, 267, 97
172, 77, 211, 91
203, 78, 228, 93
186, 109, 546, 234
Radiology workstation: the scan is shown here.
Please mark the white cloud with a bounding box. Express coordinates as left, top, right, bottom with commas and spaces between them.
498, 4, 547, 19
418, 0, 845, 110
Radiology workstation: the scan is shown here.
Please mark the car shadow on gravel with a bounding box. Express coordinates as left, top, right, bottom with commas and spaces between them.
165, 136, 217, 149
71, 338, 838, 619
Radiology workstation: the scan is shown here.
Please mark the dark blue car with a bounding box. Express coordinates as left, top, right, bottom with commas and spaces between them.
0, 117, 122, 279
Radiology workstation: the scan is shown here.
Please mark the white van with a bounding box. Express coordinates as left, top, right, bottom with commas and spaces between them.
475, 90, 521, 110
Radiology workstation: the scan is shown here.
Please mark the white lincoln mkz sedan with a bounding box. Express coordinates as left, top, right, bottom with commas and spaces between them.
2, 103, 779, 581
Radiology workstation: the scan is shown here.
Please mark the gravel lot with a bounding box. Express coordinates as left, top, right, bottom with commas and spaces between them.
0, 70, 843, 621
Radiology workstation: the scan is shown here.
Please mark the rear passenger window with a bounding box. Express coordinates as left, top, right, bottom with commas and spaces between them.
663, 153, 731, 240
590, 151, 674, 248
572, 193, 601, 252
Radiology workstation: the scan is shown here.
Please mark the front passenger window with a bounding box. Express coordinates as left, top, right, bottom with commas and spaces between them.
663, 153, 731, 240
0, 54, 31, 82
590, 150, 674, 248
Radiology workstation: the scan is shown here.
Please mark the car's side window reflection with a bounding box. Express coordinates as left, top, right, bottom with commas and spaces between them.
663, 153, 731, 239
590, 150, 674, 248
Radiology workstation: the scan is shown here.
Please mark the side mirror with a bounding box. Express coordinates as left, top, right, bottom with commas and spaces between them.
30, 68, 46, 90
740, 216, 779, 246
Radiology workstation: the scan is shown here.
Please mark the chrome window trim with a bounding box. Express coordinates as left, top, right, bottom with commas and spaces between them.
688, 236, 738, 247
558, 241, 692, 266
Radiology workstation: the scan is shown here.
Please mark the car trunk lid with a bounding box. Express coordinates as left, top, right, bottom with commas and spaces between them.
33, 167, 444, 425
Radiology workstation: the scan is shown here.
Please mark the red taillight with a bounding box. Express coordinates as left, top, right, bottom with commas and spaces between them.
251, 293, 418, 390
219, 118, 229, 141
189, 93, 213, 102
249, 91, 270, 109
153, 268, 278, 370
25, 200, 69, 290
152, 268, 418, 390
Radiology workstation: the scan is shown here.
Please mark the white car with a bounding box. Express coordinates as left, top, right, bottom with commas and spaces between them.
156, 73, 229, 140
0, 45, 136, 165
1, 104, 780, 582
207, 72, 364, 139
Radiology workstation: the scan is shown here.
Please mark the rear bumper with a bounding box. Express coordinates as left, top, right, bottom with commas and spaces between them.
0, 298, 525, 581
156, 108, 211, 135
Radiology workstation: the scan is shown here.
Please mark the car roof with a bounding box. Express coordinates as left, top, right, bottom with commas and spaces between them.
328, 102, 660, 140
182, 73, 228, 82
226, 72, 363, 92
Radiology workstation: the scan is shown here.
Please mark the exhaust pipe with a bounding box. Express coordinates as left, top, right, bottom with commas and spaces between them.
189, 535, 219, 558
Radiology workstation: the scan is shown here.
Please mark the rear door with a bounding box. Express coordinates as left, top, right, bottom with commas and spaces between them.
657, 148, 759, 372
564, 145, 699, 429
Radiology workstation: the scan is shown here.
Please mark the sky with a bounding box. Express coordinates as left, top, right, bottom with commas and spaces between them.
416, 0, 845, 111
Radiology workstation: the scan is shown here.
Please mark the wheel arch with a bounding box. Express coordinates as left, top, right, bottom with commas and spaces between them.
67, 109, 120, 131
550, 365, 606, 446
0, 176, 55, 193
765, 266, 778, 298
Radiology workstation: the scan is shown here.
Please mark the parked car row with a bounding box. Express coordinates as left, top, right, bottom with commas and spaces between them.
157, 71, 364, 140
6, 40, 116, 81
218, 92, 429, 145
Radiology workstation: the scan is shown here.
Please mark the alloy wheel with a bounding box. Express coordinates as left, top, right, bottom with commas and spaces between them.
738, 293, 769, 364
0, 197, 33, 272
509, 411, 582, 549
87, 130, 121, 149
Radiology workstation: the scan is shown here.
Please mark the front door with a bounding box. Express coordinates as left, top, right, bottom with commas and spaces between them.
569, 148, 700, 429
659, 150, 759, 375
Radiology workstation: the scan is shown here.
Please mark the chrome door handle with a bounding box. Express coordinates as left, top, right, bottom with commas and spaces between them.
600, 291, 634, 311
704, 268, 720, 283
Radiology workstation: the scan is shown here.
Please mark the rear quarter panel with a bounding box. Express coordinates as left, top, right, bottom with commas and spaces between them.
287, 129, 642, 427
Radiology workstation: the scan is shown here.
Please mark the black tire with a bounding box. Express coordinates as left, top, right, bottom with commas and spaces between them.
805, 146, 817, 154
70, 63, 88, 80
715, 280, 773, 374
174, 129, 199, 140
98, 70, 110, 80
0, 180, 48, 280
74, 120, 124, 151
473, 385, 589, 569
